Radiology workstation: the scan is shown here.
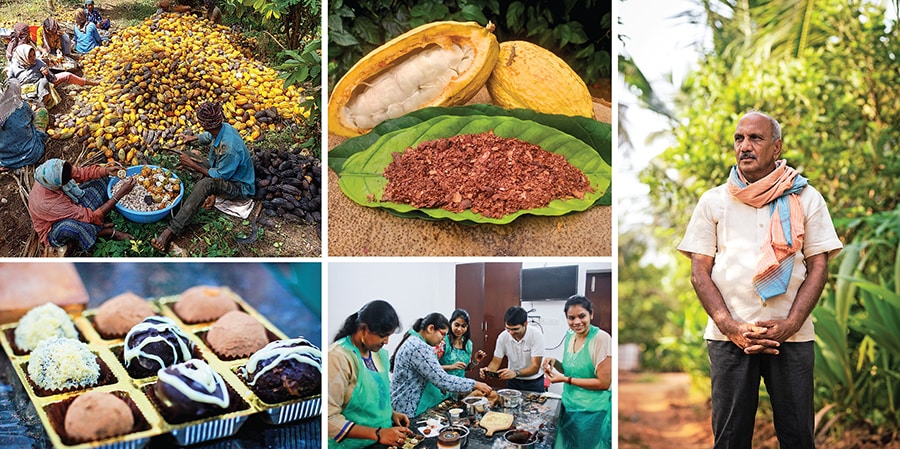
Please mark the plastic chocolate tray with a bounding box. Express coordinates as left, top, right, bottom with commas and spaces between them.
0, 293, 321, 449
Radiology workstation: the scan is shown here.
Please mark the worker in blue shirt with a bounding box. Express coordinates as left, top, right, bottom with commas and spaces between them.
152, 101, 255, 252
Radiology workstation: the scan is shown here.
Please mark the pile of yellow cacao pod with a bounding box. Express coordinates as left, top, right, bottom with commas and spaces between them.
328, 20, 594, 137
49, 13, 308, 165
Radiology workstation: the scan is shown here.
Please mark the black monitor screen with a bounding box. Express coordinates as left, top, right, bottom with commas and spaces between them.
520, 265, 578, 301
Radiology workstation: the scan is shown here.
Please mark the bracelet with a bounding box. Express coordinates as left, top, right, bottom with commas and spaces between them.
374, 427, 382, 443
566, 376, 572, 385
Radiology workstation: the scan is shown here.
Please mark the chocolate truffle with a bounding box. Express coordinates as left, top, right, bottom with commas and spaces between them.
64, 391, 134, 442
206, 311, 269, 359
27, 337, 100, 392
172, 286, 240, 323
14, 302, 77, 352
154, 359, 231, 422
124, 316, 194, 378
245, 337, 322, 404
94, 292, 155, 338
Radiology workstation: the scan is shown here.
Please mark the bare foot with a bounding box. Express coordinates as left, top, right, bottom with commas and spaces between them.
111, 230, 133, 241
151, 228, 173, 252
84, 79, 99, 86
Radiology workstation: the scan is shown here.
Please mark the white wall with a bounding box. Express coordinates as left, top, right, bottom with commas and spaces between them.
520, 261, 612, 393
327, 262, 457, 356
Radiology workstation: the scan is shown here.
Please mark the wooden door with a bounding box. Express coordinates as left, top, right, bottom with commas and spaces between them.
585, 270, 612, 336
455, 262, 521, 388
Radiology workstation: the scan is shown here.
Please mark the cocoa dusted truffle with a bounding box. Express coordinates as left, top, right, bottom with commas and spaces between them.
124, 316, 194, 378
93, 292, 155, 338
206, 311, 269, 359
154, 359, 231, 422
64, 391, 134, 442
27, 337, 100, 392
14, 302, 78, 352
245, 337, 322, 404
172, 286, 240, 323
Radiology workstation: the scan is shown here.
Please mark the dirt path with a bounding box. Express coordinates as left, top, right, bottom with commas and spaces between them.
618, 371, 713, 449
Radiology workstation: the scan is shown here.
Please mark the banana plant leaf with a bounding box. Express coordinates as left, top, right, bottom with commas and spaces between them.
337, 114, 611, 224
330, 104, 612, 207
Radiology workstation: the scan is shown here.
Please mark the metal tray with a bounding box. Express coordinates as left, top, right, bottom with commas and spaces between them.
0, 292, 321, 448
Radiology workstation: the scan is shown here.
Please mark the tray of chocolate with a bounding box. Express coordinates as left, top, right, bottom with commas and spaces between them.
0, 286, 322, 449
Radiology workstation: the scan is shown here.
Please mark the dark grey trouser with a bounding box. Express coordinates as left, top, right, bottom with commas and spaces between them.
169, 177, 243, 235
708, 340, 815, 449
507, 375, 546, 393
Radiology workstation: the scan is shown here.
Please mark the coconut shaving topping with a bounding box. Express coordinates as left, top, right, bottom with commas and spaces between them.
157, 359, 230, 409
27, 337, 100, 391
246, 337, 322, 386
14, 303, 78, 352
381, 131, 594, 218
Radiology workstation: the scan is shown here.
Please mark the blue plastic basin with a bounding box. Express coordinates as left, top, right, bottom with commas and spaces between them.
107, 165, 183, 223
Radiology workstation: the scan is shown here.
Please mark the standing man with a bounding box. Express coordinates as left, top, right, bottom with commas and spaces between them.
678, 111, 842, 448
151, 102, 255, 252
480, 306, 546, 393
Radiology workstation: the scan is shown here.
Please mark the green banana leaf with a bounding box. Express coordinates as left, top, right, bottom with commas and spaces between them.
330, 104, 613, 207
338, 115, 611, 225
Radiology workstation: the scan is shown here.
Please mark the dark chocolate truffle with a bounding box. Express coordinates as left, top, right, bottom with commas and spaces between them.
206, 311, 268, 359
64, 391, 134, 442
124, 316, 194, 378
154, 359, 230, 422
245, 337, 322, 404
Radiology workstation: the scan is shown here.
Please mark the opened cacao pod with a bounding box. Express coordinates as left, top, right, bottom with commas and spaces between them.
328, 21, 499, 137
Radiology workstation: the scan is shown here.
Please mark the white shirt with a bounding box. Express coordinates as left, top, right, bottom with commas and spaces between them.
494, 325, 545, 379
678, 183, 842, 342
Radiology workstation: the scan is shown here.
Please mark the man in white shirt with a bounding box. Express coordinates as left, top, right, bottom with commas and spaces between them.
678, 111, 842, 448
480, 306, 546, 392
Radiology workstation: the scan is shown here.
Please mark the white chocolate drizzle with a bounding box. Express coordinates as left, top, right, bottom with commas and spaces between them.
245, 338, 322, 386
157, 359, 230, 408
124, 316, 193, 370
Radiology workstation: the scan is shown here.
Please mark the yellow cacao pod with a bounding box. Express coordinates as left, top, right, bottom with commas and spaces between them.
328, 21, 499, 137
487, 41, 593, 118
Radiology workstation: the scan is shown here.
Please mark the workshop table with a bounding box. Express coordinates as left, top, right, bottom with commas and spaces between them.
401, 393, 560, 449
0, 262, 322, 449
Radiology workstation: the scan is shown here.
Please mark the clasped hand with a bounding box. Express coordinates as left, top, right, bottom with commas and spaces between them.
726, 318, 798, 355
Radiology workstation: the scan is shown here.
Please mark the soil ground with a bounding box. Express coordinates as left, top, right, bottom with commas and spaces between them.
0, 0, 321, 257
619, 371, 900, 449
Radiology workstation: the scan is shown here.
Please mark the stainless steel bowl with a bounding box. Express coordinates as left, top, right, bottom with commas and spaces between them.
462, 396, 488, 415
496, 389, 522, 408
445, 425, 469, 448
503, 429, 536, 449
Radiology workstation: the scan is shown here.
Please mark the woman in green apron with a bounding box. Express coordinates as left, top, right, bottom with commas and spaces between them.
420, 309, 487, 409
329, 300, 412, 449
543, 295, 612, 449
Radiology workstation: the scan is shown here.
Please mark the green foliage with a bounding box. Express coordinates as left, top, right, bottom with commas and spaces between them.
193, 210, 239, 257
274, 38, 321, 156
643, 1, 900, 237
238, 0, 320, 50
328, 0, 611, 89
814, 209, 900, 433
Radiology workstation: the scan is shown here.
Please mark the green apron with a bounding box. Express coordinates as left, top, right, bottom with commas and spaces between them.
329, 336, 394, 449
554, 326, 611, 449
419, 334, 472, 415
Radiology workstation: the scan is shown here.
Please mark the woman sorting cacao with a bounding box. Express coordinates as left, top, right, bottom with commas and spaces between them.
27, 158, 136, 254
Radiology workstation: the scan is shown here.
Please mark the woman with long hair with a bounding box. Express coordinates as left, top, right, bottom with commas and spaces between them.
420, 309, 487, 408
328, 300, 412, 449
542, 295, 612, 449
390, 312, 492, 417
